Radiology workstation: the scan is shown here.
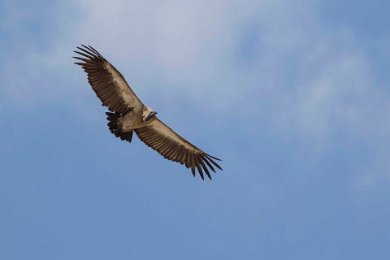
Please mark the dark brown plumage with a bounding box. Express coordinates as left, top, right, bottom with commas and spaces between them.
135, 119, 222, 179
74, 45, 222, 180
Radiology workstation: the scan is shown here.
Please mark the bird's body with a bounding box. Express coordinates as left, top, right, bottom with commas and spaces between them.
74, 45, 222, 179
118, 106, 151, 131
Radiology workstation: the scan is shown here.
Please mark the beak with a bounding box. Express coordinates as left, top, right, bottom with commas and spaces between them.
144, 111, 157, 121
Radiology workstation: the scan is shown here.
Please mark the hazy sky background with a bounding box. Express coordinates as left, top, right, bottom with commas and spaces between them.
1, 0, 390, 259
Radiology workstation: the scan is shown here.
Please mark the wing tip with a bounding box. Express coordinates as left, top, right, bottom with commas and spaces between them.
206, 153, 222, 161
204, 154, 223, 171
73, 44, 105, 62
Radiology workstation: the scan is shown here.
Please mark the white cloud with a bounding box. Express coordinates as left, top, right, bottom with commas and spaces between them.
1, 0, 389, 141
1, 0, 390, 191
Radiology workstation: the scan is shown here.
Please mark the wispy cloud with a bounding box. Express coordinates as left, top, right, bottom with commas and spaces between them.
1, 0, 390, 187
68, 0, 388, 138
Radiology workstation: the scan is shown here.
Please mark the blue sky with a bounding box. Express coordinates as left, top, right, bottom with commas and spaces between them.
1, 0, 390, 259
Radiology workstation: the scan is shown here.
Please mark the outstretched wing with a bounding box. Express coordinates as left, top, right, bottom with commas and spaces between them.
73, 45, 143, 114
135, 118, 222, 180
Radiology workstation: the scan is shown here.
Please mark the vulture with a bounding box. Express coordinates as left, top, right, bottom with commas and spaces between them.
74, 45, 222, 180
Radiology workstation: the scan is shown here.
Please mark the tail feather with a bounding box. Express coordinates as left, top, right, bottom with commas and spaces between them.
106, 112, 133, 143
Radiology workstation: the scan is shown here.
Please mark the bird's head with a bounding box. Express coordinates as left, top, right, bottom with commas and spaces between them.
142, 106, 158, 122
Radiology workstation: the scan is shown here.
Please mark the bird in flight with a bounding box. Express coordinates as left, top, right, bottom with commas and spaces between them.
73, 45, 222, 179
